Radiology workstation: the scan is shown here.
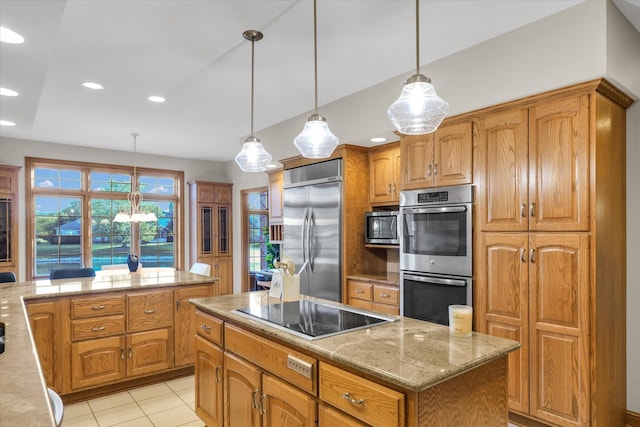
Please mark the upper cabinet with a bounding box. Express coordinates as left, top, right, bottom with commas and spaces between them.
369, 142, 401, 206
475, 95, 589, 232
267, 168, 284, 243
0, 165, 20, 278
400, 121, 472, 190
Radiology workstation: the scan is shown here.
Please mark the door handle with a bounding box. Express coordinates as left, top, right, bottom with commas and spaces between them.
120, 348, 125, 360
433, 163, 438, 176
128, 346, 132, 359
427, 164, 432, 177
520, 248, 526, 263
530, 202, 536, 217
214, 366, 222, 383
520, 203, 526, 218
307, 208, 315, 273
530, 248, 536, 263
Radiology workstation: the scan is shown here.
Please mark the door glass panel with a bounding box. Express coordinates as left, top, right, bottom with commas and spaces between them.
0, 198, 10, 262
218, 206, 229, 254
202, 206, 212, 254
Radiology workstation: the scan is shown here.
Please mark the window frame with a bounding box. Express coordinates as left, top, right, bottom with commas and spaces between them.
241, 186, 268, 292
25, 157, 184, 280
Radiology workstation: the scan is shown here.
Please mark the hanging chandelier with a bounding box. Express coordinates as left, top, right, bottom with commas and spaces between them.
113, 133, 158, 223
235, 30, 272, 172
388, 0, 449, 135
294, 0, 339, 159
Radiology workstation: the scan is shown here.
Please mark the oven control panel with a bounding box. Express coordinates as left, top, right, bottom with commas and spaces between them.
418, 191, 449, 203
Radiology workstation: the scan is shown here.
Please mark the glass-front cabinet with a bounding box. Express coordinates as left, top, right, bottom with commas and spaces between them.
0, 166, 21, 279
189, 181, 233, 294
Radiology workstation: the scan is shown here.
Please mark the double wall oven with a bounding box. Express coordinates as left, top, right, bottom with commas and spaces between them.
400, 185, 473, 325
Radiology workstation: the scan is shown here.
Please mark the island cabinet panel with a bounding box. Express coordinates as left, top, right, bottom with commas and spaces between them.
223, 351, 261, 427
25, 300, 59, 387
71, 294, 125, 318
127, 289, 173, 332
195, 335, 224, 427
175, 285, 213, 366
400, 121, 472, 190
318, 404, 369, 427
126, 328, 173, 377
71, 314, 125, 341
71, 335, 126, 390
319, 363, 405, 427
262, 373, 317, 427
195, 310, 224, 345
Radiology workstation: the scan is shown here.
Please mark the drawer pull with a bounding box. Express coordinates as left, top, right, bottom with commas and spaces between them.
251, 389, 259, 409
200, 324, 211, 332
91, 304, 106, 311
342, 392, 365, 406
91, 325, 106, 332
379, 293, 390, 298
144, 309, 156, 315
354, 289, 364, 294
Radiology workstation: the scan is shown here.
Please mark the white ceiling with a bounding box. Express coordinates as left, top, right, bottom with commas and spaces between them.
1, 0, 639, 162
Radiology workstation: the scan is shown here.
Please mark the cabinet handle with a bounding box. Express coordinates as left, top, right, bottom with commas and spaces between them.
91, 304, 106, 311
392, 183, 397, 194
427, 164, 432, 177
520, 248, 526, 263
144, 309, 156, 315
342, 392, 365, 406
120, 348, 125, 360
433, 163, 438, 176
529, 202, 536, 217
176, 300, 180, 311
200, 323, 211, 332
520, 203, 526, 218
259, 394, 267, 415
354, 289, 364, 294
251, 389, 259, 410
387, 183, 392, 193
530, 248, 536, 263
128, 346, 132, 359
214, 366, 222, 383
91, 325, 106, 332
379, 293, 390, 298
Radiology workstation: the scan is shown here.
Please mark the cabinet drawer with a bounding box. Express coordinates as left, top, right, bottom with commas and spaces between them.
348, 281, 372, 301
127, 290, 173, 332
372, 302, 400, 316
72, 315, 125, 341
373, 285, 399, 305
319, 362, 404, 427
349, 298, 373, 311
195, 310, 224, 346
318, 403, 369, 427
71, 294, 125, 318
225, 323, 317, 395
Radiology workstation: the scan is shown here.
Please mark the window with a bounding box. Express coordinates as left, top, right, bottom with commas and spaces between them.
26, 158, 183, 279
248, 190, 269, 272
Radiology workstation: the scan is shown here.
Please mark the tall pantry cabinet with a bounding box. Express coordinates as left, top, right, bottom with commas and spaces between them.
189, 181, 233, 295
474, 79, 632, 427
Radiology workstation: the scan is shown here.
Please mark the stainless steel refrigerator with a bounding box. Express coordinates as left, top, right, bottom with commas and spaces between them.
283, 159, 342, 302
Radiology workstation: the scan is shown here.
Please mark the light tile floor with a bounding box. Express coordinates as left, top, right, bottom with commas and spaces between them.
61, 376, 200, 427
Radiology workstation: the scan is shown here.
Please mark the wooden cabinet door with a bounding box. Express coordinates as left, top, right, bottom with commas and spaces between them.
318, 404, 369, 427
478, 233, 529, 414
214, 257, 233, 295
126, 328, 173, 377
529, 96, 589, 232
475, 109, 529, 232
195, 336, 224, 427
268, 169, 284, 223
433, 121, 473, 187
215, 185, 232, 204
215, 204, 232, 256
26, 301, 57, 387
370, 144, 400, 205
224, 352, 261, 427
262, 373, 317, 427
175, 285, 212, 366
400, 133, 434, 190
529, 233, 590, 427
71, 335, 125, 390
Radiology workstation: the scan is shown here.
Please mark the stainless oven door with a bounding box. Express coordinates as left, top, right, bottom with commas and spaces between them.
400, 272, 472, 325
399, 204, 472, 277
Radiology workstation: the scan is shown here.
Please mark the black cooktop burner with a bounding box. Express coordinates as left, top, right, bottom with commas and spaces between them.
234, 299, 396, 340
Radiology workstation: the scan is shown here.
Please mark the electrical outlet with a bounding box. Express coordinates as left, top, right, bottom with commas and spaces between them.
287, 354, 313, 379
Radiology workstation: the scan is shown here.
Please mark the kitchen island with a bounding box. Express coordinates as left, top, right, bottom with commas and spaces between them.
191, 291, 520, 427
0, 270, 218, 427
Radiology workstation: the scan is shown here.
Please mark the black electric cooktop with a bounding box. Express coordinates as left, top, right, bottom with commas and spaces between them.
234, 299, 397, 340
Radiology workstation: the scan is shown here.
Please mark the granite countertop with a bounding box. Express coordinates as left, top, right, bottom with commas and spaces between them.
0, 270, 218, 427
190, 291, 520, 393
346, 272, 400, 285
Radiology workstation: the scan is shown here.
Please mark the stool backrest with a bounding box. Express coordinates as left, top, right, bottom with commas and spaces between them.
189, 263, 211, 276
49, 267, 96, 280
0, 272, 16, 283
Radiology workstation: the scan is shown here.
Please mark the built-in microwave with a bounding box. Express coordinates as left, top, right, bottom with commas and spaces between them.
364, 211, 399, 245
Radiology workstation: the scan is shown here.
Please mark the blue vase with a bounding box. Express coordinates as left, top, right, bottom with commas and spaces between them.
127, 254, 139, 272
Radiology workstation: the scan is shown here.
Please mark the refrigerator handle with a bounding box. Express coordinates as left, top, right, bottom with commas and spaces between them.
307, 208, 315, 273
301, 207, 309, 266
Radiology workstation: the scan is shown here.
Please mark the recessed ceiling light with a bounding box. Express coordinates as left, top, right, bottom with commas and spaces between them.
0, 87, 19, 97
148, 96, 166, 103
0, 120, 16, 127
82, 82, 104, 90
370, 137, 387, 143
0, 26, 25, 44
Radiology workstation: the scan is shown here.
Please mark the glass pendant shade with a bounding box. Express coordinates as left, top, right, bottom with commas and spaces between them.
388, 74, 449, 135
294, 114, 339, 159
235, 135, 272, 172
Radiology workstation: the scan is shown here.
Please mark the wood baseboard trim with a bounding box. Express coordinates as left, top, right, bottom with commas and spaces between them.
508, 411, 552, 427
628, 410, 640, 427
61, 366, 194, 404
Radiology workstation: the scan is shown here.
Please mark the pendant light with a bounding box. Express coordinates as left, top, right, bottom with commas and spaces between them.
235, 30, 272, 172
294, 0, 339, 159
388, 0, 449, 135
114, 133, 158, 223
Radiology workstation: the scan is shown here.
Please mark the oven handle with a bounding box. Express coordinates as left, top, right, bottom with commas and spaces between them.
402, 206, 467, 214
403, 274, 468, 287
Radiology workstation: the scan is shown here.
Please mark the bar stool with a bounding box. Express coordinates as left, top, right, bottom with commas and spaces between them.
47, 388, 64, 426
